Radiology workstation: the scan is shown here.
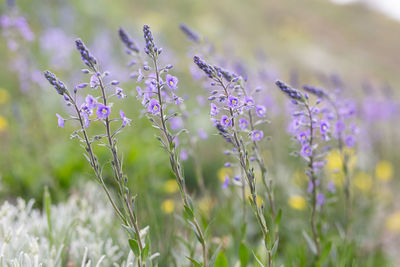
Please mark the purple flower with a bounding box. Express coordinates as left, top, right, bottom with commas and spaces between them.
252, 130, 264, 141
120, 110, 131, 127
224, 162, 231, 167
227, 95, 240, 109
335, 120, 345, 133
165, 74, 178, 90
297, 131, 308, 145
320, 120, 329, 135
327, 181, 336, 193
256, 105, 266, 117
244, 97, 255, 110
96, 103, 111, 119
345, 135, 355, 147
239, 118, 249, 130
90, 75, 99, 88
116, 87, 126, 99
56, 113, 64, 128
85, 95, 97, 109
222, 176, 229, 189
220, 115, 232, 127
210, 103, 219, 116
317, 193, 325, 206
148, 98, 160, 114
169, 117, 184, 131
301, 145, 312, 157
198, 128, 208, 139
180, 148, 188, 161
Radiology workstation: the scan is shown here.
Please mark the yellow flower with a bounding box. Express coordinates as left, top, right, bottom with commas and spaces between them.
217, 167, 233, 182
288, 195, 306, 210
161, 199, 175, 214
0, 116, 8, 132
163, 179, 179, 194
353, 172, 372, 193
0, 88, 10, 104
385, 212, 400, 232
375, 161, 393, 182
198, 196, 213, 214
325, 150, 342, 172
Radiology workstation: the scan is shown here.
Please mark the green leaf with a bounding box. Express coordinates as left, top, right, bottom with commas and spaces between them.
214, 251, 228, 267
302, 230, 317, 254
252, 251, 265, 267
239, 243, 249, 267
271, 237, 279, 256
186, 256, 202, 267
122, 224, 137, 239
274, 208, 282, 227
319, 241, 332, 263
183, 205, 194, 220
209, 244, 222, 267
128, 239, 140, 257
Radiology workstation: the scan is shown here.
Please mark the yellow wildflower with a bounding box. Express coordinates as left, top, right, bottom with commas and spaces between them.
163, 179, 179, 194
0, 116, 8, 132
385, 211, 400, 232
0, 88, 10, 104
375, 161, 393, 182
161, 199, 175, 214
325, 150, 342, 172
288, 195, 306, 210
217, 167, 232, 182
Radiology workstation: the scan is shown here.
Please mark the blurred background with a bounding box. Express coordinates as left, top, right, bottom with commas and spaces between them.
0, 0, 399, 265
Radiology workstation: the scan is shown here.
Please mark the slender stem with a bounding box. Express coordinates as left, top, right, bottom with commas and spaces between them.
305, 104, 321, 257
151, 55, 208, 266
218, 79, 271, 266
95, 72, 145, 267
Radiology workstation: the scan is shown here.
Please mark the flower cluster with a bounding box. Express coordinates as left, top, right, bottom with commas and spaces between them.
119, 27, 139, 53
120, 25, 208, 266
43, 39, 152, 267
179, 23, 200, 43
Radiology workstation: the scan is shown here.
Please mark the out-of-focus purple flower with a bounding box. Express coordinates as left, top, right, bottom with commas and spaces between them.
301, 145, 312, 158
222, 176, 229, 188
198, 128, 208, 139
180, 148, 188, 161
252, 130, 264, 141
165, 74, 178, 90
335, 120, 345, 133
317, 193, 325, 206
256, 105, 266, 117
56, 113, 64, 128
119, 27, 139, 53
120, 110, 131, 127
170, 117, 184, 131
327, 181, 336, 193
210, 103, 219, 116
197, 95, 206, 106
220, 115, 232, 127
244, 97, 255, 110
227, 95, 240, 109
96, 103, 111, 119
297, 131, 308, 145
116, 87, 126, 99
85, 95, 97, 109
239, 118, 249, 130
224, 162, 231, 167
345, 135, 355, 147
320, 120, 329, 135
179, 24, 200, 43
307, 179, 320, 193
147, 98, 160, 114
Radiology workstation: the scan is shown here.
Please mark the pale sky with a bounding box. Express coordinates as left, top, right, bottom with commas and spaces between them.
331, 0, 400, 21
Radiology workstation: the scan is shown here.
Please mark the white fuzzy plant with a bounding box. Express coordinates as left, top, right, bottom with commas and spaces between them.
0, 182, 149, 267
